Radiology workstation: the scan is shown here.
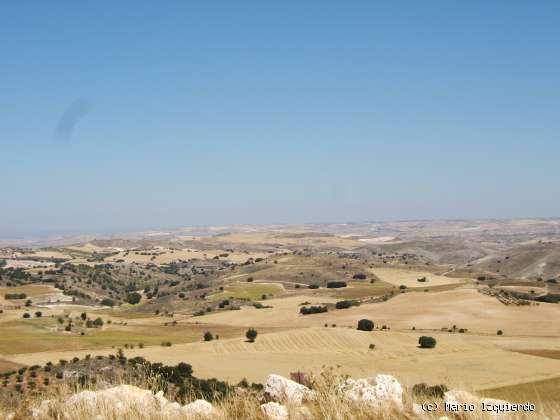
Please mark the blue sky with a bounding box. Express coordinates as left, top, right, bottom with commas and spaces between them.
1, 1, 559, 237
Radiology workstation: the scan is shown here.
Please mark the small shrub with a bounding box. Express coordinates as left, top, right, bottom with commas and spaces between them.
246, 328, 258, 342
335, 300, 359, 310
125, 292, 142, 305
101, 298, 115, 307
497, 330, 503, 336
204, 331, 214, 341
357, 319, 374, 331
418, 336, 437, 348
413, 383, 448, 398
5, 293, 27, 299
300, 306, 328, 315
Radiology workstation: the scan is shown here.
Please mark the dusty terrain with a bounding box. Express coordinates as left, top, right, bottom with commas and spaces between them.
0, 219, 559, 405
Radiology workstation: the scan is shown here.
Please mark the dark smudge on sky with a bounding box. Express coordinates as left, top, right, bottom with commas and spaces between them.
55, 98, 93, 142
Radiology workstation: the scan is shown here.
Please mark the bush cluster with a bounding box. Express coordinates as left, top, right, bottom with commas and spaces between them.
412, 383, 448, 398
300, 305, 328, 315
335, 300, 360, 309
357, 319, 374, 331
326, 281, 347, 289
5, 293, 26, 299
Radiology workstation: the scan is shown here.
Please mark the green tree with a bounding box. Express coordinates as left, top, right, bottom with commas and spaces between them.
357, 319, 374, 331
418, 336, 437, 348
246, 328, 258, 342
126, 292, 142, 305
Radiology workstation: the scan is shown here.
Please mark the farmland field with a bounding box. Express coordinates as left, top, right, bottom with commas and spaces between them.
1, 222, 560, 410
368, 267, 467, 288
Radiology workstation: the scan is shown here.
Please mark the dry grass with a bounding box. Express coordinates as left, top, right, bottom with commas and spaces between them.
1, 368, 557, 419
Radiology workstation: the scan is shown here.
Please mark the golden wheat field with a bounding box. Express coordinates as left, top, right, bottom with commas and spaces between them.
3, 282, 560, 394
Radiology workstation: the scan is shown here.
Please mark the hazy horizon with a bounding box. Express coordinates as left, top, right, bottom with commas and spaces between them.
2, 1, 559, 237
2, 216, 560, 242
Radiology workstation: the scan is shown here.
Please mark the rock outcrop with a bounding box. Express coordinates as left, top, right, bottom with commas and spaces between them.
260, 401, 289, 420
28, 374, 513, 419
340, 374, 403, 409
264, 373, 314, 404
32, 385, 215, 419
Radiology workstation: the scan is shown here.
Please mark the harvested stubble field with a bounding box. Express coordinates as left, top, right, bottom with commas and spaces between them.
184, 288, 560, 335
8, 327, 560, 394
4, 286, 560, 396
368, 266, 467, 288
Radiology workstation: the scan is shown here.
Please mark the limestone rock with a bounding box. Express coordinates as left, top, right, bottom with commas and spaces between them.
261, 402, 289, 420
58, 385, 215, 418
265, 374, 313, 404
340, 374, 403, 410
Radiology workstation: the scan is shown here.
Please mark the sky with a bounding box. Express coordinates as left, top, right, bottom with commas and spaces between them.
1, 1, 560, 237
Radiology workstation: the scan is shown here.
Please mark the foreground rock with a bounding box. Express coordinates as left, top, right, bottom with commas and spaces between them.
32, 385, 215, 419
265, 374, 315, 404
261, 402, 289, 420
28, 374, 514, 419
340, 374, 404, 410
